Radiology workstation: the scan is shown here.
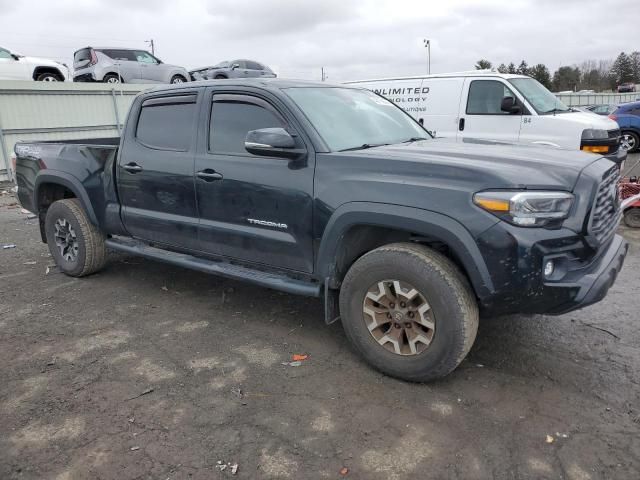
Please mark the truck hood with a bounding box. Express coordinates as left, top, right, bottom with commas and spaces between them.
347, 138, 605, 191
21, 55, 65, 69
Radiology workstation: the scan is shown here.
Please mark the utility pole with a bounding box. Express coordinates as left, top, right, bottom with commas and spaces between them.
423, 39, 431, 75
146, 39, 155, 55
321, 67, 327, 82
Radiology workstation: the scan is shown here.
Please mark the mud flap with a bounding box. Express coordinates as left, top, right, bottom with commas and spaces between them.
324, 280, 341, 325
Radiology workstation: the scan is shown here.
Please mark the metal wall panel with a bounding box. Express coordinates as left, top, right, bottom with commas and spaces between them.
0, 81, 148, 181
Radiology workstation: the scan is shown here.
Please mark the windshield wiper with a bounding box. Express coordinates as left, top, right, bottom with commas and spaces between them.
541, 107, 570, 115
339, 143, 390, 152
400, 137, 429, 143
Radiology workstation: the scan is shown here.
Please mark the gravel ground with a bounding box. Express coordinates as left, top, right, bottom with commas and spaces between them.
1, 165, 639, 479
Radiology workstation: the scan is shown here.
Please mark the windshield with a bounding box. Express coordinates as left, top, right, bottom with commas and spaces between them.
509, 78, 570, 114
284, 87, 429, 152
213, 61, 230, 68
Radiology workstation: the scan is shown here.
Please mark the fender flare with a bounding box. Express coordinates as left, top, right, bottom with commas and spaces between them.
34, 171, 99, 226
315, 202, 495, 300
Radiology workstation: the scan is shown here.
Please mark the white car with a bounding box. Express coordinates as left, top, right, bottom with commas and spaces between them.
0, 46, 69, 81
345, 71, 623, 162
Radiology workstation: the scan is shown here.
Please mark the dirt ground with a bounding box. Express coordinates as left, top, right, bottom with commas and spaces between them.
1, 167, 640, 479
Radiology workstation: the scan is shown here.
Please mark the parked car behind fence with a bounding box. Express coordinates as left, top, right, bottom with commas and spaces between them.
189, 60, 276, 80
0, 46, 68, 81
73, 47, 190, 84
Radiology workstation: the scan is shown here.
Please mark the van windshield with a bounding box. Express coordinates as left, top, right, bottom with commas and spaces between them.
509, 78, 570, 114
284, 87, 430, 152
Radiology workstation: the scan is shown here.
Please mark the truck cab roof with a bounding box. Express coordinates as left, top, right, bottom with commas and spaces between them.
343, 70, 530, 84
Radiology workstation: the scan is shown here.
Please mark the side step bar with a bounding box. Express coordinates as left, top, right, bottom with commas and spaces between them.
105, 237, 322, 297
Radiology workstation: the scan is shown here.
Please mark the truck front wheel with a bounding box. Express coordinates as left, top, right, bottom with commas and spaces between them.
339, 243, 479, 382
44, 199, 107, 277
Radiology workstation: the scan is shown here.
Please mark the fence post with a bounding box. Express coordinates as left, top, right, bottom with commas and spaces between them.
111, 88, 121, 136
0, 126, 12, 182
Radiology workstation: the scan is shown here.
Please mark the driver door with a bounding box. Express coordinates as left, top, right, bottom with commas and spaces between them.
134, 50, 162, 83
457, 79, 523, 143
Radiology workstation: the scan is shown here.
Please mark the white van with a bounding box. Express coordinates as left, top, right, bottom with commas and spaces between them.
345, 71, 624, 162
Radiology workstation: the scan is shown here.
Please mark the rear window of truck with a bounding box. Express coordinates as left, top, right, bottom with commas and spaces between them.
136, 95, 197, 151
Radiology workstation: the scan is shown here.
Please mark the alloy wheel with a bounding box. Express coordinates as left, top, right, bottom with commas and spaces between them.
362, 280, 435, 356
621, 133, 637, 151
53, 218, 79, 262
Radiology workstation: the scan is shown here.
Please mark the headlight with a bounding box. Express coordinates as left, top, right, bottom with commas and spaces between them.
473, 191, 574, 227
581, 129, 608, 140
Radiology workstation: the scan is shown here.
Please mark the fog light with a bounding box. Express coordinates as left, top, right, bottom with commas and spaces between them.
544, 260, 555, 277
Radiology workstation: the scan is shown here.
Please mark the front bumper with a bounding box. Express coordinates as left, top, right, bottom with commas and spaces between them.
476, 221, 628, 316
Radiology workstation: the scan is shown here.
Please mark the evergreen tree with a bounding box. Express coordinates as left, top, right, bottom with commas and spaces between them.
497, 63, 508, 74
553, 66, 581, 91
475, 59, 492, 70
529, 64, 552, 89
507, 62, 517, 74
631, 51, 640, 83
610, 52, 634, 83
517, 60, 529, 76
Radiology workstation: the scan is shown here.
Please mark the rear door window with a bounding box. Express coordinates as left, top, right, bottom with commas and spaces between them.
98, 49, 136, 61
466, 80, 517, 115
136, 95, 197, 151
245, 61, 262, 70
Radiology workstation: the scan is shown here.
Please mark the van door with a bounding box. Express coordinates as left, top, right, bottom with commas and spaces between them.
419, 77, 465, 138
457, 78, 523, 143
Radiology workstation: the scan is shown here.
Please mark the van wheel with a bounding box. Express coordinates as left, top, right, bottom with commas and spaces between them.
44, 199, 107, 277
621, 131, 639, 153
214, 74, 227, 79
103, 74, 122, 84
624, 208, 640, 228
339, 243, 479, 382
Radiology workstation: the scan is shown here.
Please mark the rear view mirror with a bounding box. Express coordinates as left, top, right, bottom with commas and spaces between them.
245, 128, 305, 159
501, 96, 521, 114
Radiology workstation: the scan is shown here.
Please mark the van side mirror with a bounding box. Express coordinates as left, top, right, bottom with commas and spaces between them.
501, 96, 521, 114
245, 128, 306, 159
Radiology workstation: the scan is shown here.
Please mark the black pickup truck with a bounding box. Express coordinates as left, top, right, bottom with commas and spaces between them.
14, 79, 628, 382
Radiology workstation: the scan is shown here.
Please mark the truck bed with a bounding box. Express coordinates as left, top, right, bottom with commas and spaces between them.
14, 138, 120, 215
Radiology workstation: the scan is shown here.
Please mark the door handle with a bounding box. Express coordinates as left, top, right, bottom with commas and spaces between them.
196, 169, 223, 182
123, 162, 143, 173
458, 118, 465, 131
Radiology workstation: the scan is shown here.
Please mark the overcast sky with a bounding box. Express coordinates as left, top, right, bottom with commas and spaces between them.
1, 0, 638, 81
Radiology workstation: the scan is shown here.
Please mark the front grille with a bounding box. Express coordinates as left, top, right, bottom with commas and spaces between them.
589, 166, 621, 243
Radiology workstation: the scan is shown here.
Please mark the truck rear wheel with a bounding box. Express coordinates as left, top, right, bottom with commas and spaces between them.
339, 243, 479, 382
44, 199, 107, 277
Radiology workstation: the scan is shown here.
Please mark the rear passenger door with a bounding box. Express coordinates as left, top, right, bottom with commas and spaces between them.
458, 79, 523, 143
193, 89, 315, 273
99, 49, 141, 82
118, 92, 200, 250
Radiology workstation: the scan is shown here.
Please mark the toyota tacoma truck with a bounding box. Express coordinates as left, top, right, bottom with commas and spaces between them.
14, 79, 628, 382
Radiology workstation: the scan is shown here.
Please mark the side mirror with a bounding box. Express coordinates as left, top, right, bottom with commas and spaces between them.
231, 63, 240, 70
11, 53, 20, 61
501, 96, 521, 114
245, 128, 305, 159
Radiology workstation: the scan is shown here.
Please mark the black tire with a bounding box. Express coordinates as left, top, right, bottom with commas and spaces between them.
170, 75, 187, 84
36, 72, 62, 81
339, 243, 479, 382
103, 73, 122, 84
621, 131, 640, 153
214, 74, 227, 79
44, 199, 107, 277
624, 208, 640, 228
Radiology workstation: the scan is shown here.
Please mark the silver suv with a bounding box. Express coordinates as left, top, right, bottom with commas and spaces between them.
73, 47, 189, 84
